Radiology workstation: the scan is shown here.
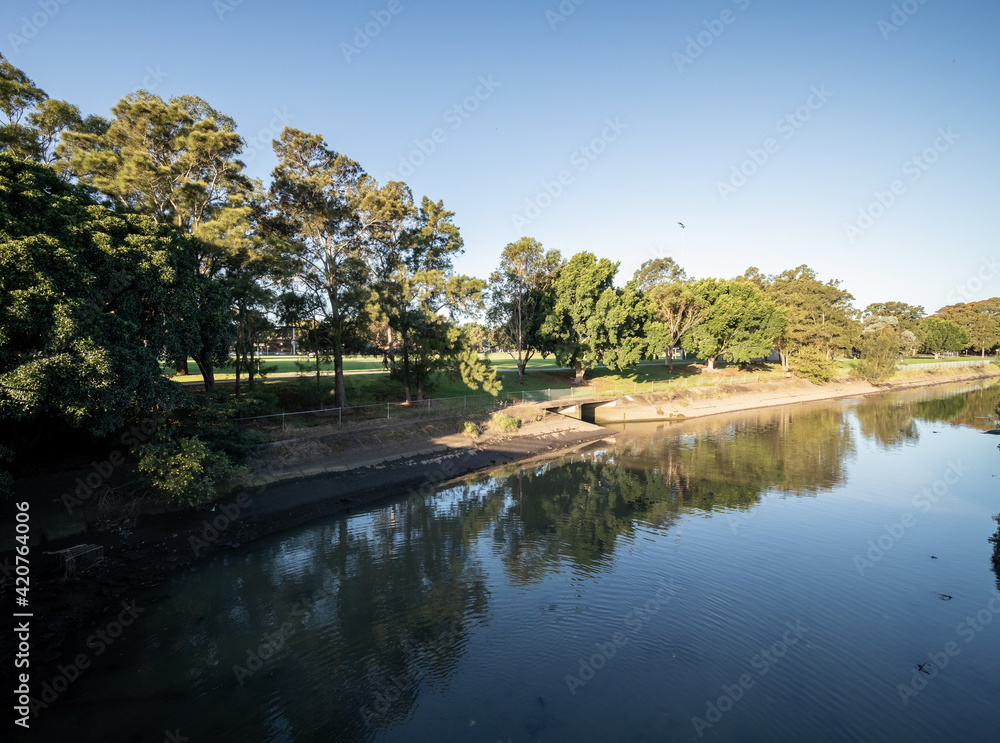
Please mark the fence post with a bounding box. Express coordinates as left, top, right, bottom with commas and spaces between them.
387, 402, 390, 420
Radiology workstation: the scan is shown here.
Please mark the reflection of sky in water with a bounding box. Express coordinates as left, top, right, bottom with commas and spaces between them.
26, 381, 1000, 743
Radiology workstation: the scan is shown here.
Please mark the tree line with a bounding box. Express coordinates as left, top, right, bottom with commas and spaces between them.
2, 55, 999, 500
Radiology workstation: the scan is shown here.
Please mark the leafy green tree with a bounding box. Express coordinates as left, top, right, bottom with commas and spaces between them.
919, 317, 971, 358
0, 155, 185, 477
681, 279, 787, 370
61, 90, 248, 388
934, 299, 1000, 357
852, 325, 900, 383
540, 252, 649, 383
486, 237, 562, 384
761, 265, 859, 369
862, 301, 925, 356
633, 257, 703, 370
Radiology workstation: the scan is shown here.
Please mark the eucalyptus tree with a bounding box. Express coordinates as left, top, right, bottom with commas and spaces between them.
0, 55, 89, 164
268, 127, 377, 407
486, 237, 562, 384
378, 197, 498, 402
632, 257, 703, 370
758, 265, 859, 369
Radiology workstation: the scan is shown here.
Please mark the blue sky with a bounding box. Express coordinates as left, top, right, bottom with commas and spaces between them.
3, 0, 998, 313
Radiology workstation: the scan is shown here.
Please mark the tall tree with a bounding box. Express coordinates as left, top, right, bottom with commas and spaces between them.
633, 257, 702, 370
61, 91, 249, 389
933, 299, 1000, 357
760, 265, 859, 370
682, 279, 787, 370
919, 317, 971, 358
540, 252, 649, 383
269, 127, 377, 407
486, 237, 562, 384
377, 197, 498, 402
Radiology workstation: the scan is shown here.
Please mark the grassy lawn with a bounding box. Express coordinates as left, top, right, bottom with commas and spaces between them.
201, 359, 787, 415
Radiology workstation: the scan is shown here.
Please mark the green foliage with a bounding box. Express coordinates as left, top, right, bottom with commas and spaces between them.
761, 265, 859, 368
462, 420, 484, 438
852, 327, 899, 383
790, 347, 837, 383
540, 252, 649, 381
919, 317, 970, 357
0, 155, 184, 436
486, 237, 562, 382
682, 279, 787, 369
137, 432, 234, 505
933, 299, 1000, 357
136, 391, 264, 503
637, 257, 704, 369
491, 412, 521, 433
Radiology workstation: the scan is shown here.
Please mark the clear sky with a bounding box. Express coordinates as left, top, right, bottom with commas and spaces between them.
3, 0, 998, 314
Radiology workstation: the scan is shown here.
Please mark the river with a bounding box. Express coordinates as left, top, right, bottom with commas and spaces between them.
28, 381, 1000, 742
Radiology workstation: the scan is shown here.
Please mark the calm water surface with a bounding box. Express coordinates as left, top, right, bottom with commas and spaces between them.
32, 382, 1000, 742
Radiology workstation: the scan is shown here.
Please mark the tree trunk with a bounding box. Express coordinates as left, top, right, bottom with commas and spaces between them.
574, 361, 586, 384
780, 351, 789, 372
417, 377, 424, 402
175, 360, 189, 376
333, 335, 347, 409
387, 326, 397, 373
666, 347, 674, 372
517, 361, 526, 385
706, 356, 716, 371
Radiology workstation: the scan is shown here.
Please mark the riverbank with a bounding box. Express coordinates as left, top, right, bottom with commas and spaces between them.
3, 365, 998, 685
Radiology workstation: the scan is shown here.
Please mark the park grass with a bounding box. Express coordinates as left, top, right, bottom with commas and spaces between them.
197, 358, 789, 414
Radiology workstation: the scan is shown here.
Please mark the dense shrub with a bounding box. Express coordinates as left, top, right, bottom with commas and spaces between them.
491, 412, 521, 433
790, 347, 837, 384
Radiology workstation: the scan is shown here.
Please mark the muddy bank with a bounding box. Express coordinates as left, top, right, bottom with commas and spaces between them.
590, 366, 1000, 423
